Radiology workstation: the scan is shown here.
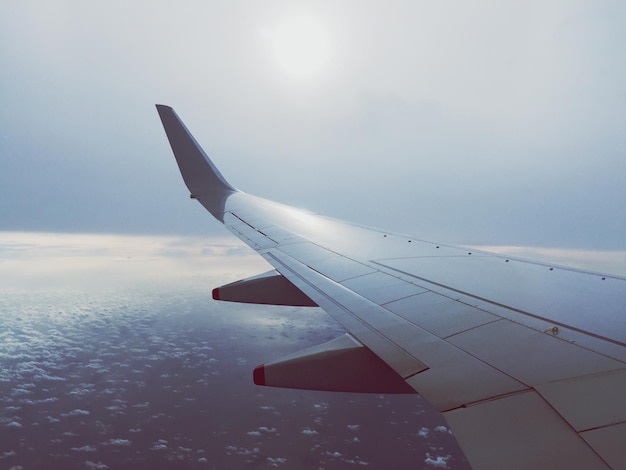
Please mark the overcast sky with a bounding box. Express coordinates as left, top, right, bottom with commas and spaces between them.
1, 1, 625, 249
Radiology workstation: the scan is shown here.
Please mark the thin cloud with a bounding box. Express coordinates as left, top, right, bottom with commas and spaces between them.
0, 231, 270, 292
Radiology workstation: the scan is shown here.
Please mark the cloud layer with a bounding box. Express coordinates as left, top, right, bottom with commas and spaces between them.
1, 1, 625, 249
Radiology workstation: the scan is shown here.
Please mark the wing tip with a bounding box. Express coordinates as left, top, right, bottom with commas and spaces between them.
156, 104, 237, 206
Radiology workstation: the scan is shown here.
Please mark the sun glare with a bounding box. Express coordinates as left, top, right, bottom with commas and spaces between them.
270, 16, 330, 77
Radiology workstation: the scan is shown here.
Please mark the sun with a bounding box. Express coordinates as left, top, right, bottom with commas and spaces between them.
270, 16, 330, 78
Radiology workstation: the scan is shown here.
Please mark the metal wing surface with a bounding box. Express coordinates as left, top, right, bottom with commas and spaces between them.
156, 105, 626, 469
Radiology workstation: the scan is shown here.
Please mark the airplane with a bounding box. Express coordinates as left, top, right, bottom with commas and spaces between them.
156, 104, 625, 469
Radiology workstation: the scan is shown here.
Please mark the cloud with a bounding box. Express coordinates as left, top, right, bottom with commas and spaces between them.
0, 232, 271, 293
1, 1, 625, 254
63, 409, 90, 417
257, 426, 277, 434
20, 397, 58, 405
71, 446, 97, 452
104, 405, 125, 412
85, 462, 109, 470
266, 457, 287, 467
104, 439, 131, 446
69, 387, 94, 397
225, 445, 260, 456
424, 454, 451, 468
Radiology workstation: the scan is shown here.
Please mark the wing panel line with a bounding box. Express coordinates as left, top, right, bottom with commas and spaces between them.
372, 260, 626, 350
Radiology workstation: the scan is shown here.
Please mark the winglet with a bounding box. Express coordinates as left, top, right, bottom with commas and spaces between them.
156, 105, 236, 219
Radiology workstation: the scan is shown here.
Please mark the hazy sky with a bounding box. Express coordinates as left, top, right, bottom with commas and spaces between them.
1, 1, 625, 249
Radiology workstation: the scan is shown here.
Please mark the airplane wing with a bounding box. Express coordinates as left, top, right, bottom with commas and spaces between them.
156, 105, 626, 469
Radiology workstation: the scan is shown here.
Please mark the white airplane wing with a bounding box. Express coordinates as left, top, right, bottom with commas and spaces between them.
156, 105, 626, 469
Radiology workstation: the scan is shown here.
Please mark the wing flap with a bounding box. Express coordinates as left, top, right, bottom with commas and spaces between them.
535, 368, 626, 432
443, 390, 610, 469
581, 422, 626, 469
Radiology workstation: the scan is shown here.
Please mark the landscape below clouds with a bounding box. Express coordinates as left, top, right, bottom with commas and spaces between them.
1, 232, 471, 469
1, 232, 624, 469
